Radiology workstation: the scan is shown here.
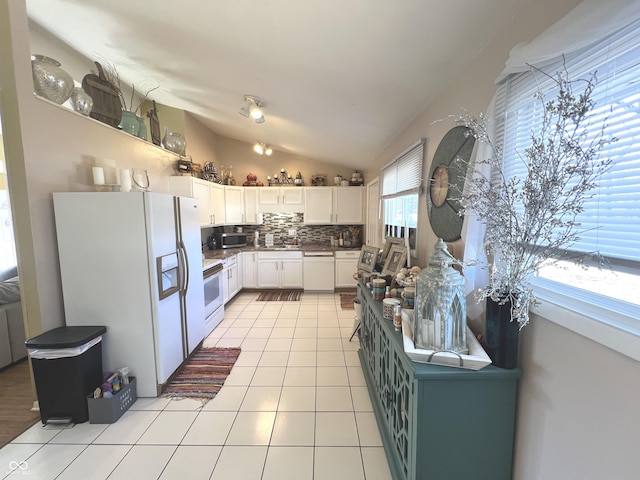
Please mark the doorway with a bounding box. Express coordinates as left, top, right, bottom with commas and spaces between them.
0, 111, 39, 448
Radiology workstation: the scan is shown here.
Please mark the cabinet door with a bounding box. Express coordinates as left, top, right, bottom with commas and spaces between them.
227, 262, 239, 299
335, 252, 359, 287
334, 187, 364, 224
225, 186, 244, 224
280, 258, 303, 288
282, 188, 303, 205
389, 348, 414, 479
192, 181, 213, 226
258, 187, 280, 205
303, 187, 333, 224
242, 252, 257, 288
257, 259, 280, 287
243, 188, 261, 224
170, 177, 213, 227
209, 183, 226, 225
221, 260, 229, 304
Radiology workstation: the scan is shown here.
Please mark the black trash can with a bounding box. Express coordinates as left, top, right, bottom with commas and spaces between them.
25, 326, 106, 425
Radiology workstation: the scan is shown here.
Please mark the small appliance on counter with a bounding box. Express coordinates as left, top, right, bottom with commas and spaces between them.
212, 226, 247, 249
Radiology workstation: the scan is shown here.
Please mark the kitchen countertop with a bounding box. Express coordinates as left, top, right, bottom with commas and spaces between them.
203, 243, 361, 264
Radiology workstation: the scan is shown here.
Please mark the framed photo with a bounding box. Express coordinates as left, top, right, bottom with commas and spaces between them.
381, 245, 407, 277
357, 245, 379, 273
379, 237, 405, 266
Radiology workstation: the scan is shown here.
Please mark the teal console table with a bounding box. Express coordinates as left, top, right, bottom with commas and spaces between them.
358, 281, 521, 480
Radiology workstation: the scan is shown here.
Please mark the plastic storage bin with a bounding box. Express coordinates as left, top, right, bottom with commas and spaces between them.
25, 325, 106, 425
87, 376, 137, 423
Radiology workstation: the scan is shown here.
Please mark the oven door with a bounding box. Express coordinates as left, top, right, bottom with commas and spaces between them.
203, 262, 224, 320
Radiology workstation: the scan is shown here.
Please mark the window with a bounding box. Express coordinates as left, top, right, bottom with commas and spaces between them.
496, 20, 640, 330
381, 140, 424, 253
0, 143, 17, 270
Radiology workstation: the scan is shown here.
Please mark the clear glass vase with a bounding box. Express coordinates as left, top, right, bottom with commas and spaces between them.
31, 54, 74, 105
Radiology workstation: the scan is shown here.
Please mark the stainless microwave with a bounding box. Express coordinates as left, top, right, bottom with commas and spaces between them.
215, 232, 247, 249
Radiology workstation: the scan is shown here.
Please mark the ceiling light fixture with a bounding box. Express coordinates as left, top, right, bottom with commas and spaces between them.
253, 142, 273, 156
240, 95, 266, 124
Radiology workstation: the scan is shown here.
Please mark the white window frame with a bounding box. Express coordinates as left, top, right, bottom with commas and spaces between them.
496, 21, 640, 360
381, 139, 424, 259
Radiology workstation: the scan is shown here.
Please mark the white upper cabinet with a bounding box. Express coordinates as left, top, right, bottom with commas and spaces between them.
304, 187, 364, 225
170, 176, 226, 226
209, 182, 226, 226
224, 186, 244, 224
257, 187, 304, 213
243, 188, 262, 225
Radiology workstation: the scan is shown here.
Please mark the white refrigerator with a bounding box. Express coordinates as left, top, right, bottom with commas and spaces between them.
53, 192, 205, 397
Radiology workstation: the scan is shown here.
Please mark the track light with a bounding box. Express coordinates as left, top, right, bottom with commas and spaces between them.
240, 95, 266, 124
254, 142, 273, 156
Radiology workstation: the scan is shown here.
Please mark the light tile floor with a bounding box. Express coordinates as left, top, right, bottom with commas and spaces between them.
0, 292, 393, 480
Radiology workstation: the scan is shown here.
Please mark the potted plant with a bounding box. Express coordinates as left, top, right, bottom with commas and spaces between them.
455, 68, 614, 368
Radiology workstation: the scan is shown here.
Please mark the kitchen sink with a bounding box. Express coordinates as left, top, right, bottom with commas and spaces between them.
262, 245, 302, 250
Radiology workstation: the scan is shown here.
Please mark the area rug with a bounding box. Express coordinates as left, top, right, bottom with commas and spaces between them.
163, 347, 241, 401
340, 292, 357, 309
257, 290, 302, 301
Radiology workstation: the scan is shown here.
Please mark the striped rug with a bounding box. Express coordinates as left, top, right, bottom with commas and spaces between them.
340, 292, 357, 309
163, 347, 241, 401
256, 290, 302, 301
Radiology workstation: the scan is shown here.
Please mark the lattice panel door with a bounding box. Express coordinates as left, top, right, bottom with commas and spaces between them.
390, 348, 414, 479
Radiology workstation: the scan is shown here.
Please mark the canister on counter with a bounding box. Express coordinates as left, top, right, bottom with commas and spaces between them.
402, 286, 415, 308
383, 298, 401, 320
372, 278, 386, 301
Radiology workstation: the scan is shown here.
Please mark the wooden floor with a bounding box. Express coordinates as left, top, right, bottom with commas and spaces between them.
0, 359, 40, 449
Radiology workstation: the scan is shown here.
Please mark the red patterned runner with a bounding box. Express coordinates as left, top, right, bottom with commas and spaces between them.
163, 347, 241, 401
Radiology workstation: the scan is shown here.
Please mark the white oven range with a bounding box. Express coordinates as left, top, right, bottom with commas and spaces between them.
203, 260, 224, 336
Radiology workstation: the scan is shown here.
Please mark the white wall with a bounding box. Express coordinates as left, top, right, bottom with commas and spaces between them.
0, 1, 179, 338
361, 0, 640, 479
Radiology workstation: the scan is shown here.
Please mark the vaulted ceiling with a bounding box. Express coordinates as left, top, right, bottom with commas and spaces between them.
26, 0, 528, 169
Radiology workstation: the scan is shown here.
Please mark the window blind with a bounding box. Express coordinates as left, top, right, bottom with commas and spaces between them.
497, 19, 640, 265
381, 139, 425, 198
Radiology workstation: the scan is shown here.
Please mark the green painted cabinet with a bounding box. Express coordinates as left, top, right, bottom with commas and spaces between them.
358, 281, 521, 480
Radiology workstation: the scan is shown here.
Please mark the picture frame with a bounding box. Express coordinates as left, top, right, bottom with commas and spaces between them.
357, 245, 379, 273
379, 237, 405, 266
381, 245, 408, 277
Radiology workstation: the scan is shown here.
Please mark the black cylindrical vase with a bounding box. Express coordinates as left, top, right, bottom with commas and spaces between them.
484, 298, 520, 369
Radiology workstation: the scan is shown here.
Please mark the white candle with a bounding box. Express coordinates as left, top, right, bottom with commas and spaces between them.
92, 167, 105, 185
120, 168, 132, 192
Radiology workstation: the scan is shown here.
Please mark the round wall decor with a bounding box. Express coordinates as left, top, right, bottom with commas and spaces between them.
427, 126, 475, 242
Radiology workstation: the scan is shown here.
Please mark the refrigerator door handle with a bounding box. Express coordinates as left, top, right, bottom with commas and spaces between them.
179, 240, 190, 293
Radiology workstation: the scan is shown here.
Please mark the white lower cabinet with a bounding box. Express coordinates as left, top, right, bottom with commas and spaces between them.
223, 254, 241, 304
335, 250, 359, 288
257, 251, 303, 288
242, 251, 258, 288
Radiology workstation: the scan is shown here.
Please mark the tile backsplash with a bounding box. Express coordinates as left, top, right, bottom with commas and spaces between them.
201, 213, 362, 248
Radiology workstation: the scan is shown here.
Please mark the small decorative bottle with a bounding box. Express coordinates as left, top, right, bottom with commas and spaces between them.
393, 304, 402, 331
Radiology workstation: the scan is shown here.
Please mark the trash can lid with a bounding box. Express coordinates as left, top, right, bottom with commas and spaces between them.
25, 326, 107, 349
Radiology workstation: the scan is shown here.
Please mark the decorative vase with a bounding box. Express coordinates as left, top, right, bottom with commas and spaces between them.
162, 128, 187, 156
484, 297, 520, 369
119, 111, 140, 136
31, 54, 74, 105
69, 87, 93, 115
136, 115, 148, 140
